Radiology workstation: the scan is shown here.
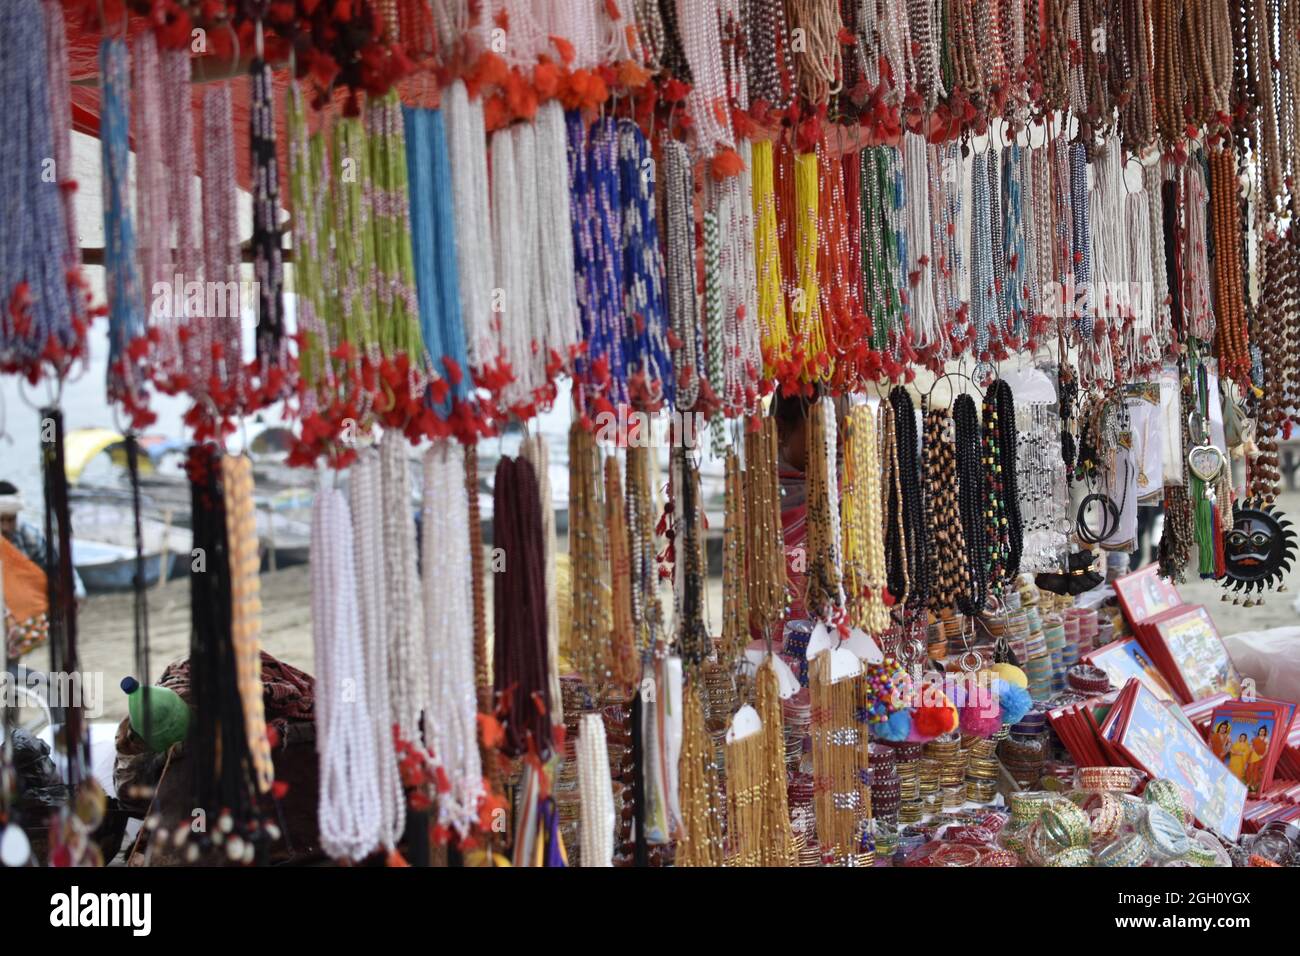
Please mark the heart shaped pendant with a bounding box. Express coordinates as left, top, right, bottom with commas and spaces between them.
1188, 443, 1226, 482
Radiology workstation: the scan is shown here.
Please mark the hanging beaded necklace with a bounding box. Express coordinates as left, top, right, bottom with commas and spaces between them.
493, 455, 554, 759
746, 0, 795, 107
221, 454, 274, 795
569, 421, 612, 691
520, 434, 563, 730
250, 54, 287, 371
676, 682, 724, 866
953, 392, 989, 614
604, 454, 641, 693
618, 120, 673, 409
421, 441, 485, 838
348, 449, 405, 851
970, 148, 997, 360
809, 651, 870, 866
672, 443, 711, 668
753, 140, 792, 376
380, 432, 429, 748
842, 402, 891, 633
100, 37, 145, 402
744, 416, 788, 636
804, 398, 843, 620
923, 405, 972, 614
312, 485, 383, 861
719, 448, 751, 671
890, 387, 930, 609
662, 137, 702, 409
443, 81, 498, 376
626, 443, 664, 662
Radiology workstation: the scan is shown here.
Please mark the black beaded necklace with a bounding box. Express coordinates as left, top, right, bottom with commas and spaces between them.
890, 387, 930, 609
986, 379, 1024, 579
953, 393, 989, 615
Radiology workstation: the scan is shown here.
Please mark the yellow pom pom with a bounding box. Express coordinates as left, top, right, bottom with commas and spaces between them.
993, 663, 1029, 689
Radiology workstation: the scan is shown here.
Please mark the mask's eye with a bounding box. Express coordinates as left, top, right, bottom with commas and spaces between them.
1251, 532, 1271, 548
1227, 531, 1248, 548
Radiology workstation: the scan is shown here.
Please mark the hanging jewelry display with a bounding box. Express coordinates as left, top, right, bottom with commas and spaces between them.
312, 482, 382, 862
671, 444, 711, 668
250, 53, 286, 370
745, 416, 787, 636
809, 650, 870, 866
493, 455, 553, 759
604, 455, 640, 693
675, 682, 724, 866
718, 448, 750, 671
922, 405, 972, 613
381, 432, 428, 746
953, 393, 989, 615
804, 398, 842, 620
843, 403, 890, 633
1015, 401, 1069, 572
890, 387, 929, 608
521, 434, 562, 730
983, 379, 1023, 582
421, 441, 484, 837
626, 443, 663, 663
577, 713, 616, 867
100, 36, 145, 402
569, 422, 611, 690
754, 656, 796, 865
724, 720, 764, 866
189, 444, 258, 848
348, 447, 405, 853
404, 102, 474, 412
221, 454, 273, 795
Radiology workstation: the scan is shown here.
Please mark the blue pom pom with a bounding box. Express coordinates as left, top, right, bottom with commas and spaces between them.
998, 680, 1033, 726
873, 708, 913, 742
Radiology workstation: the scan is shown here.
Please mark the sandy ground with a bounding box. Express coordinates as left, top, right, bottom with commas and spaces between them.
65, 488, 1300, 727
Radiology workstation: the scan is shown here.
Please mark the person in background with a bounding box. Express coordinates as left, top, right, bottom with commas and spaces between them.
772, 387, 819, 624
0, 481, 85, 602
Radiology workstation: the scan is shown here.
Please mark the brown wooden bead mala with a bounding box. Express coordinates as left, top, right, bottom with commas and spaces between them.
1208, 147, 1251, 384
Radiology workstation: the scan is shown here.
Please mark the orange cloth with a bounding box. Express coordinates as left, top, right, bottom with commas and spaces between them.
1, 535, 47, 624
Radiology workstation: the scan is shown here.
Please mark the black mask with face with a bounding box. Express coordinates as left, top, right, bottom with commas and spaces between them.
1223, 500, 1296, 595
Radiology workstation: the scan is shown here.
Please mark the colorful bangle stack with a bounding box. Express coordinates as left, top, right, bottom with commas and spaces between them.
1085, 793, 1124, 843
1143, 778, 1191, 825
929, 843, 982, 867
1039, 798, 1092, 850
1075, 765, 1142, 793
979, 846, 1020, 866
1139, 805, 1192, 861
1096, 832, 1151, 868
1047, 846, 1095, 866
